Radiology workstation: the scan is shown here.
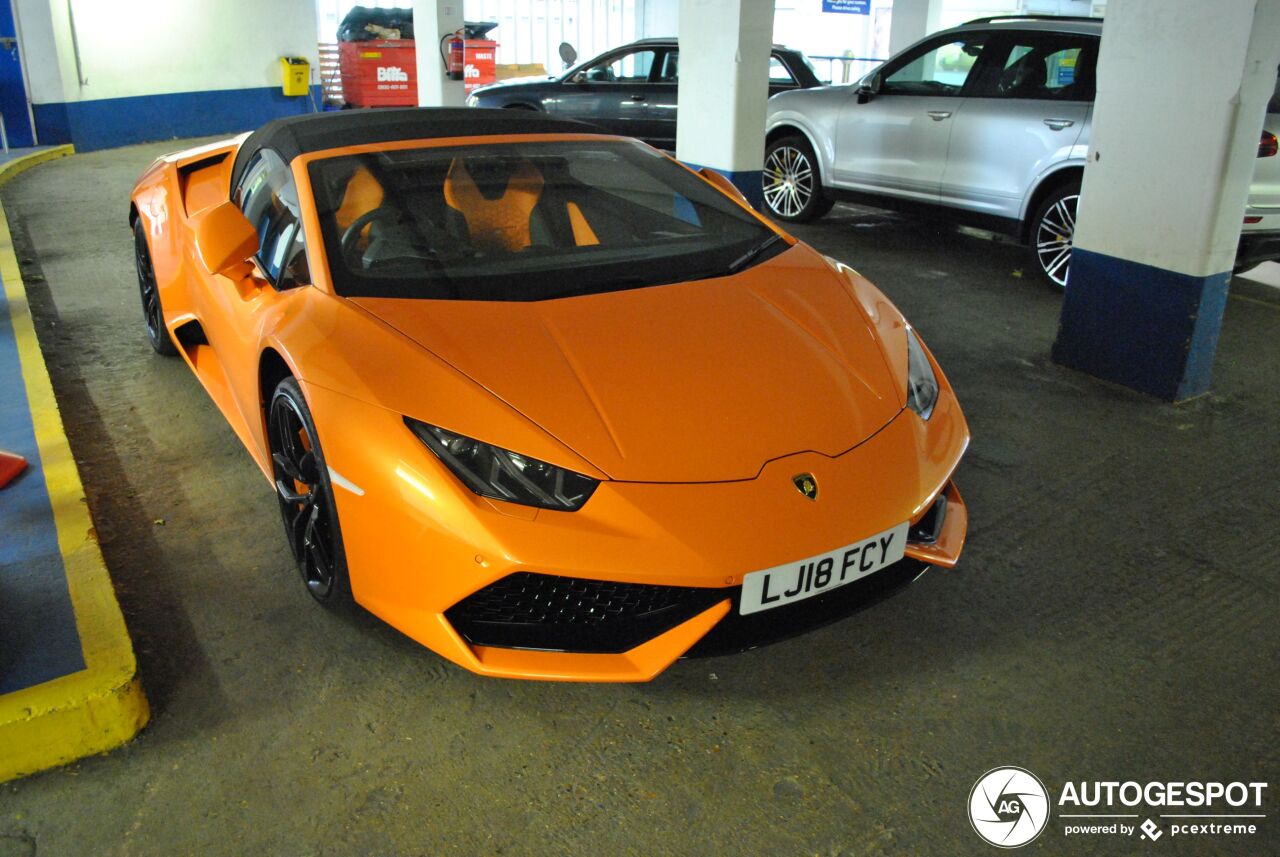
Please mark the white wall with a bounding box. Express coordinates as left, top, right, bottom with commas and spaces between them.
774, 0, 893, 80
19, 0, 319, 105
640, 0, 678, 38
12, 0, 64, 105
465, 0, 639, 70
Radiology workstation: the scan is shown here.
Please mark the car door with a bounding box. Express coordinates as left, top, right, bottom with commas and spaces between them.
940, 31, 1096, 219
832, 32, 992, 201
196, 148, 311, 452
551, 47, 659, 140
645, 47, 679, 149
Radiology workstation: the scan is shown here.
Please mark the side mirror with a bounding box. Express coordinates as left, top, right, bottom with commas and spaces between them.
856, 72, 882, 104
699, 167, 749, 205
191, 202, 259, 276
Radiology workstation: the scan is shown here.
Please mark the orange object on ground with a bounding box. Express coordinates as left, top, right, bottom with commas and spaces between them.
0, 450, 27, 488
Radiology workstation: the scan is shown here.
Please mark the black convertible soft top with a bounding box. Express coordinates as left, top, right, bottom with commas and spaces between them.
229, 107, 599, 191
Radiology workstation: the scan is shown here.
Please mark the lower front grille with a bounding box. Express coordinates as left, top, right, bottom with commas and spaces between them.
445, 572, 727, 654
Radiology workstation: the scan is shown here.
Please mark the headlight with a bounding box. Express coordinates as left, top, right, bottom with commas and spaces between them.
405, 418, 598, 511
905, 328, 939, 420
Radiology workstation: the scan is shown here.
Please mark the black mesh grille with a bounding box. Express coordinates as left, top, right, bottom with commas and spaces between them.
446, 572, 726, 654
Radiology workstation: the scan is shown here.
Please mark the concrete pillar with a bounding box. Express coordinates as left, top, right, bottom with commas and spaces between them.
674, 0, 775, 207
413, 0, 465, 107
1052, 0, 1280, 402
887, 0, 944, 56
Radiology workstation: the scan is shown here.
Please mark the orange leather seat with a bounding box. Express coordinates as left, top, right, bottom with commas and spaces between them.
443, 158, 545, 252
335, 165, 384, 236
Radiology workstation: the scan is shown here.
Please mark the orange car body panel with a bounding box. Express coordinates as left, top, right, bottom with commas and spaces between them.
131, 129, 970, 682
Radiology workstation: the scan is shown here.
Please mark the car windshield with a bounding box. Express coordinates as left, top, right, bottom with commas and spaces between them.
308, 139, 777, 301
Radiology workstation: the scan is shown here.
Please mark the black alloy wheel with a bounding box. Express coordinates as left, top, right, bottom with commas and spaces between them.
268, 377, 352, 608
133, 219, 178, 356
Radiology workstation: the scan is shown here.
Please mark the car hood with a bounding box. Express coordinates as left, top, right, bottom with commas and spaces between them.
350, 245, 903, 483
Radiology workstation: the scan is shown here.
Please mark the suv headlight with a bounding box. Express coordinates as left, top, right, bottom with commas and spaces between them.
905, 328, 939, 420
405, 418, 598, 511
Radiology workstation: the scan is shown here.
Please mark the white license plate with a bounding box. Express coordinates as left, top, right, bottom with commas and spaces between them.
738, 521, 909, 615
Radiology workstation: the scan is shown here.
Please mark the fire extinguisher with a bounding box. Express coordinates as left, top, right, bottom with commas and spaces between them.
440, 31, 464, 80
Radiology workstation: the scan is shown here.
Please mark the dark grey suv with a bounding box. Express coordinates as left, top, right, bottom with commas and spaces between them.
467, 38, 821, 150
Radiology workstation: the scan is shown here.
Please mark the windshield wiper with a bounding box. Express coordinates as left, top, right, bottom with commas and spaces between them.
726, 233, 785, 275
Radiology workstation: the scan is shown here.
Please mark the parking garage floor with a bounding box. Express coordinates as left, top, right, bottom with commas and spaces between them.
1, 141, 1276, 857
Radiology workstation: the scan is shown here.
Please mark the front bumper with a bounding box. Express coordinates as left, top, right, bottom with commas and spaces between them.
305, 381, 969, 682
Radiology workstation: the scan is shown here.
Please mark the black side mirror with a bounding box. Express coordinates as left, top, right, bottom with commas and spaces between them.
856, 72, 882, 104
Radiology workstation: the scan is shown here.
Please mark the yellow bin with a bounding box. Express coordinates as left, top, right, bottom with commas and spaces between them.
281, 57, 310, 96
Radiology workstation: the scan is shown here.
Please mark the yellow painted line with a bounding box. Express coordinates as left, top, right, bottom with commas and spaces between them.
0, 146, 148, 782
0, 145, 73, 184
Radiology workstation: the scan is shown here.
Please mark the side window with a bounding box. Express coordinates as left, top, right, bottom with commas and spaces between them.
583, 49, 656, 83
769, 56, 797, 85
880, 35, 988, 96
235, 150, 308, 286
656, 50, 678, 83
978, 34, 1098, 101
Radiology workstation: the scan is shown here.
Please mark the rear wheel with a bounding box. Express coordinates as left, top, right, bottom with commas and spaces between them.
763, 135, 833, 222
1028, 180, 1080, 289
133, 219, 178, 356
268, 377, 352, 609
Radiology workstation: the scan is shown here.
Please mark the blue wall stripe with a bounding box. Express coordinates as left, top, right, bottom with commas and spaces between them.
1051, 248, 1231, 401
34, 85, 323, 151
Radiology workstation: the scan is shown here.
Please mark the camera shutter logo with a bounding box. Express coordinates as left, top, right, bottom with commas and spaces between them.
968, 767, 1051, 848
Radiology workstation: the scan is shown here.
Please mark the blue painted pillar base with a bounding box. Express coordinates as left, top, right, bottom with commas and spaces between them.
1051, 249, 1230, 402
685, 162, 764, 211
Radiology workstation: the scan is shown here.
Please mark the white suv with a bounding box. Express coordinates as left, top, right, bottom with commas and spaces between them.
763, 15, 1280, 287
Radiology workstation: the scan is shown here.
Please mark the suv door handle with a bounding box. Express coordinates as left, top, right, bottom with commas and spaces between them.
927, 110, 952, 121
628, 94, 647, 102
1044, 118, 1075, 131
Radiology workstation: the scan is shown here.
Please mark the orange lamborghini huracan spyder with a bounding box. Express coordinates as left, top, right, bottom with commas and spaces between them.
129, 108, 969, 681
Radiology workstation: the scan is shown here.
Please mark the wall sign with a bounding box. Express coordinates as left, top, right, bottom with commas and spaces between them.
822, 0, 871, 13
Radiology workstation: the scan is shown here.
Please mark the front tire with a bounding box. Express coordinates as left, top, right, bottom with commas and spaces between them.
133, 219, 178, 356
1028, 181, 1080, 289
763, 135, 833, 222
268, 377, 353, 609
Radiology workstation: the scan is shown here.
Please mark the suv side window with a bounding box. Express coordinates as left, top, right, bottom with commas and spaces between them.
879, 34, 989, 96
235, 149, 309, 287
974, 33, 1099, 101
656, 49, 678, 83
581, 49, 657, 83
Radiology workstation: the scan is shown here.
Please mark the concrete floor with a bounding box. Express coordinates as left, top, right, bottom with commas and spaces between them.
2, 141, 1277, 857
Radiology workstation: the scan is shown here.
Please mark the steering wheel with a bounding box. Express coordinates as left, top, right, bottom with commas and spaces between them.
339, 206, 406, 266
